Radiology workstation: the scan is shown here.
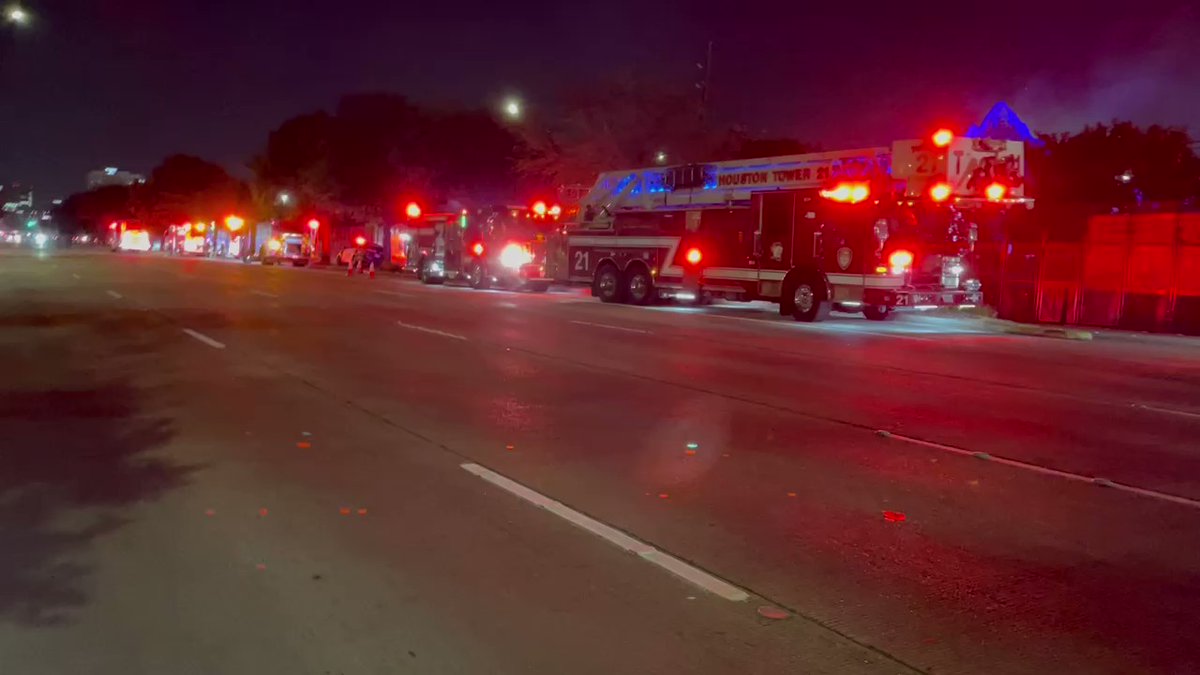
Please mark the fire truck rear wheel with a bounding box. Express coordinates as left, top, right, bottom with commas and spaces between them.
624, 266, 654, 305
863, 305, 893, 321
593, 263, 625, 303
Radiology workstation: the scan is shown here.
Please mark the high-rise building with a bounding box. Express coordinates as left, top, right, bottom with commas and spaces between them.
86, 167, 146, 190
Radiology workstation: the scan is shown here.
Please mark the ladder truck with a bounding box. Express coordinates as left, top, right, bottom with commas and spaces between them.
565, 129, 1030, 320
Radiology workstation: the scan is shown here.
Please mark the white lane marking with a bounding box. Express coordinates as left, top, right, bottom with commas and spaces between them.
250, 290, 279, 298
182, 328, 226, 350
880, 431, 1200, 509
373, 290, 408, 298
106, 290, 123, 299
72, 273, 81, 280
461, 462, 750, 601
570, 319, 653, 335
1134, 403, 1200, 420
395, 321, 466, 341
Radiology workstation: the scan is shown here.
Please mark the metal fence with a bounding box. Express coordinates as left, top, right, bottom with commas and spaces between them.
987, 212, 1200, 335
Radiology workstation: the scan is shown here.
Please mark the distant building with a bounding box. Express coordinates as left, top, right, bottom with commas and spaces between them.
1, 183, 33, 213
86, 166, 146, 190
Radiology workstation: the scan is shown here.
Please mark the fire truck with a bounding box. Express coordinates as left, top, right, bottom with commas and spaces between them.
566, 130, 1029, 320
405, 204, 556, 292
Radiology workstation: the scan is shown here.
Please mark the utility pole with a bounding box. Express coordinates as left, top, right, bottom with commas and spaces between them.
697, 40, 713, 122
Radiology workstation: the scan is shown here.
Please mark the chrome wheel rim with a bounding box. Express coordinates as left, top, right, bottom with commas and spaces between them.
629, 275, 647, 300
794, 284, 815, 313
599, 272, 617, 296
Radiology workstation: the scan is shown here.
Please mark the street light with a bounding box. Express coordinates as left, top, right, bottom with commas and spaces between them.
5, 4, 29, 26
655, 151, 668, 165
502, 98, 521, 120
277, 191, 292, 205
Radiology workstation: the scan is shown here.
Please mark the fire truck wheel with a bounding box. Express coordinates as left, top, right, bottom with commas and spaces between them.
418, 259, 441, 284
624, 266, 654, 305
785, 277, 829, 322
863, 305, 893, 321
470, 263, 490, 290
593, 263, 625, 303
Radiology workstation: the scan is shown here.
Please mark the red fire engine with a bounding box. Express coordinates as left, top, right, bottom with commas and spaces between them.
566, 130, 1030, 320
405, 203, 557, 292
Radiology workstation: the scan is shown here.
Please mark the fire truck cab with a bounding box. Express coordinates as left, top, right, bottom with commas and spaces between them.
413, 205, 555, 292
567, 131, 1029, 320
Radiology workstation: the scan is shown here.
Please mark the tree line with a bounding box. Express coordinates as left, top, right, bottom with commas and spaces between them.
55, 79, 1200, 236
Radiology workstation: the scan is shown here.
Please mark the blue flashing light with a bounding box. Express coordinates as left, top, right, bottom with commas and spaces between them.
966, 101, 1045, 148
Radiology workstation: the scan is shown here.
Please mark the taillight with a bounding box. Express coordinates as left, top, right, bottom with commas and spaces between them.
985, 183, 1006, 201
929, 183, 952, 202
888, 249, 914, 274
471, 242, 485, 256
685, 247, 702, 265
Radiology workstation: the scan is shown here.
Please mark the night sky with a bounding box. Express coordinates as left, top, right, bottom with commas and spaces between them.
2, 0, 1198, 201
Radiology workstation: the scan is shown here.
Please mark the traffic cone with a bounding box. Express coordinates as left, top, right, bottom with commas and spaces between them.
369, 261, 376, 279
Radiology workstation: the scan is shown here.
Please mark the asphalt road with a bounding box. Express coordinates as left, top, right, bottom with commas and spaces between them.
2, 247, 1199, 675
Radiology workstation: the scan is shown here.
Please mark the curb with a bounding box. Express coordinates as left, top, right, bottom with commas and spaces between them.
981, 318, 1094, 341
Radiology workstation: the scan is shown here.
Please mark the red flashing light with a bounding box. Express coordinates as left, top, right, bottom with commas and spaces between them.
888, 249, 914, 274
471, 242, 485, 256
685, 247, 703, 265
929, 182, 952, 202
307, 218, 321, 230
405, 202, 422, 219
548, 204, 562, 217
531, 200, 548, 217
354, 236, 366, 246
932, 129, 954, 148
985, 183, 1007, 201
109, 222, 118, 230
819, 182, 870, 204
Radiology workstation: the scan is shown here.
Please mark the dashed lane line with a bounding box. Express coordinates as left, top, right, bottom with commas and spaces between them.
569, 319, 653, 335
106, 290, 123, 299
1133, 403, 1200, 420
880, 430, 1200, 510
250, 290, 279, 298
182, 328, 226, 350
395, 321, 466, 341
461, 462, 750, 601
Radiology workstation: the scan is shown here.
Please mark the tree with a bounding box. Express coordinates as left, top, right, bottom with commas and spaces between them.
142, 155, 248, 227
251, 93, 521, 223
710, 131, 819, 161
56, 185, 137, 235
514, 74, 713, 188
1029, 122, 1200, 206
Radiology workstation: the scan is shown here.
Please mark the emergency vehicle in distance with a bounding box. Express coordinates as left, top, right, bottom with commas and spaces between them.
566, 129, 1029, 320
164, 222, 211, 256
401, 203, 556, 292
258, 232, 310, 266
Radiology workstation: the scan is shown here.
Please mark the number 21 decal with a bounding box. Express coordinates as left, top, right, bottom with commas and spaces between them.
573, 250, 590, 272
